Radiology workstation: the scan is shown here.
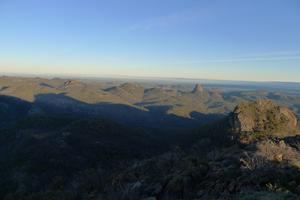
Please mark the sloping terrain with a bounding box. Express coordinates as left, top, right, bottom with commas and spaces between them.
1, 76, 300, 121
0, 76, 300, 199
108, 101, 300, 200
105, 83, 145, 104
0, 113, 165, 199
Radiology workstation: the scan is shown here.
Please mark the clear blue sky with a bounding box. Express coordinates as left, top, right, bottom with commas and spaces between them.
0, 0, 300, 82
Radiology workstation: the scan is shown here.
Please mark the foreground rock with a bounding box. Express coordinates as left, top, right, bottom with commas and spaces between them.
229, 99, 298, 143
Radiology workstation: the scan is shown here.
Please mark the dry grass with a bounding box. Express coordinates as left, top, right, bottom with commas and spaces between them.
240, 152, 266, 171
256, 140, 300, 169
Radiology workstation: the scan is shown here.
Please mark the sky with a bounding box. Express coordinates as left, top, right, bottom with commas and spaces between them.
0, 0, 300, 82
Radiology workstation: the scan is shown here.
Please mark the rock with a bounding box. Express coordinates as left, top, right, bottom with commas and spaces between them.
192, 84, 205, 93
229, 100, 298, 142
63, 80, 81, 87
273, 154, 283, 162
191, 84, 210, 101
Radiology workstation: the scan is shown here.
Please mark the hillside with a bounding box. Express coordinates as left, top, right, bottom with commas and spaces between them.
1, 76, 300, 117
0, 76, 300, 199
108, 101, 300, 200
0, 113, 166, 199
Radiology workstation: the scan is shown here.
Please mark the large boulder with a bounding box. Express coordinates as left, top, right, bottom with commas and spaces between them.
229, 100, 298, 142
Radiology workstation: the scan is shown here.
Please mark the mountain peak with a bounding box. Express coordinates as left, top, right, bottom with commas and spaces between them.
192, 84, 205, 93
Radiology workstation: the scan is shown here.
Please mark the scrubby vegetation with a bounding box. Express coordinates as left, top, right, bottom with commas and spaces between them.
0, 77, 300, 199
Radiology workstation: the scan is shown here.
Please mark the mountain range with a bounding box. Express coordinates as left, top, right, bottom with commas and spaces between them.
0, 76, 300, 199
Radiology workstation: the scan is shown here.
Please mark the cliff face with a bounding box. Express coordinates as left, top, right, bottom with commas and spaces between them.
229, 99, 298, 142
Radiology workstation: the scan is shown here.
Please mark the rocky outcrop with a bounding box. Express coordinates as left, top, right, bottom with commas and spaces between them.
229, 99, 298, 142
192, 84, 205, 93
63, 80, 81, 87
191, 84, 210, 102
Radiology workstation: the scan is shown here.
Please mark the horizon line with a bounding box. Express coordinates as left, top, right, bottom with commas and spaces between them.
1, 71, 300, 84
